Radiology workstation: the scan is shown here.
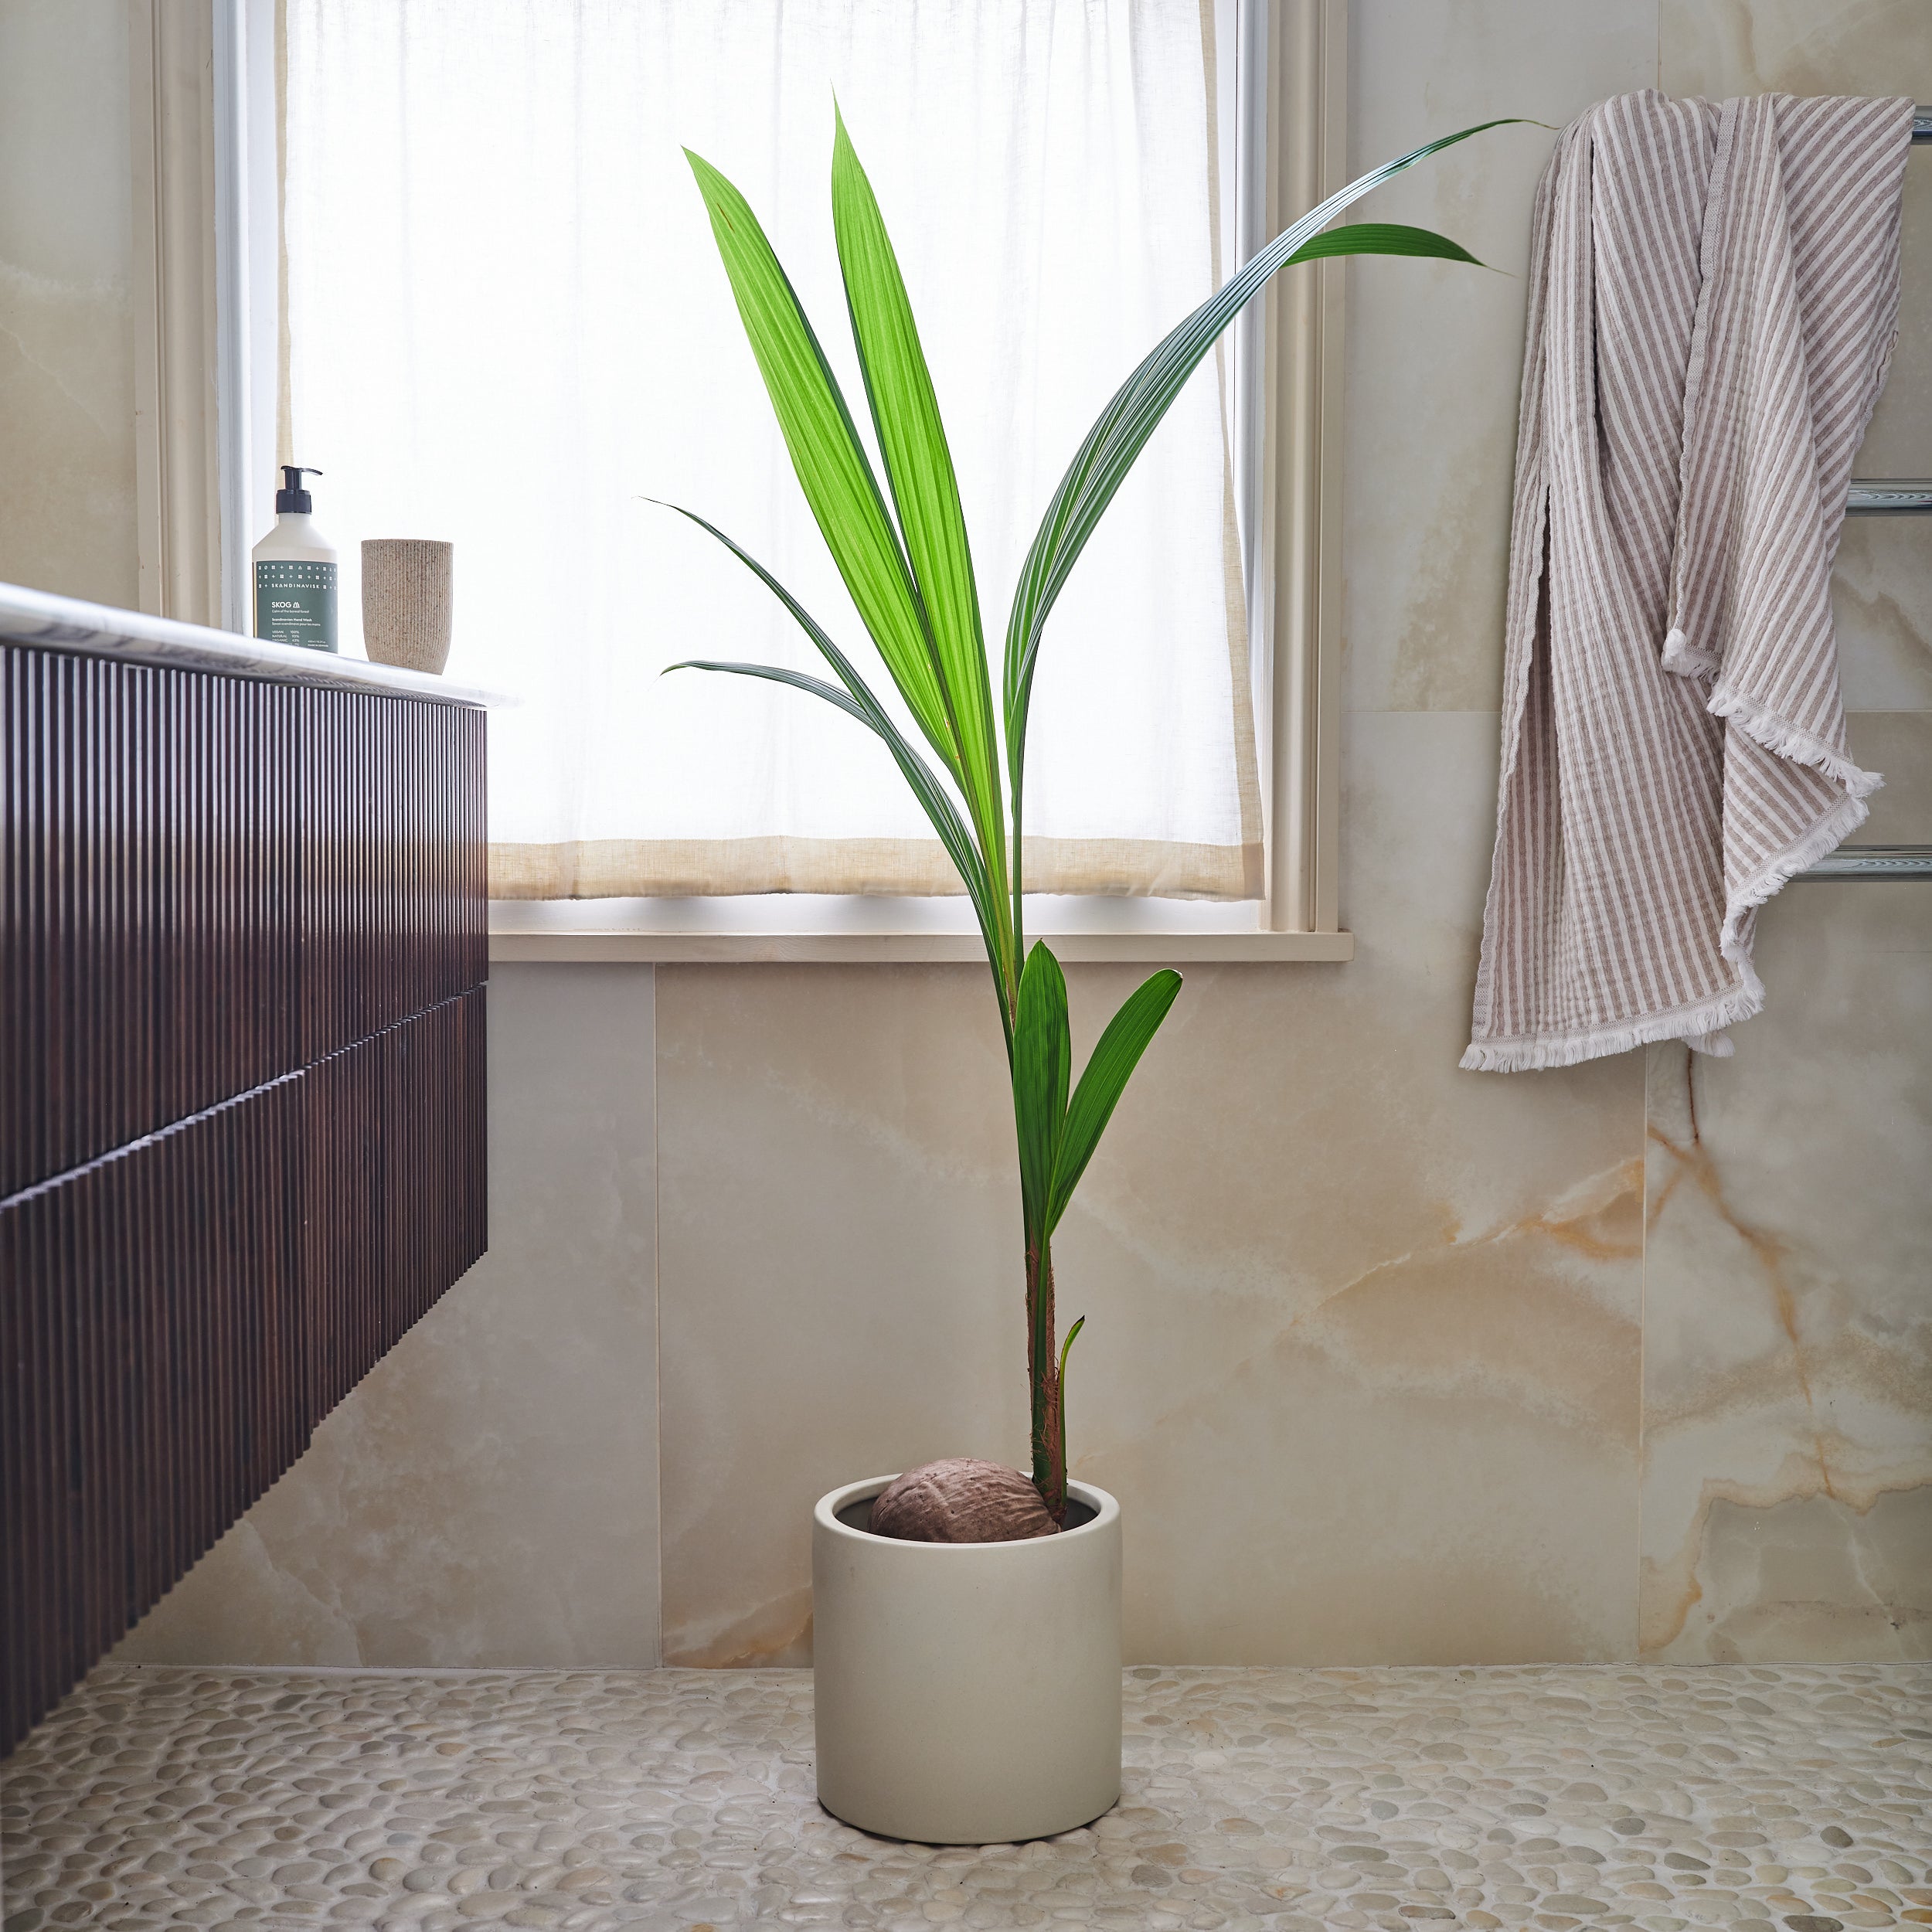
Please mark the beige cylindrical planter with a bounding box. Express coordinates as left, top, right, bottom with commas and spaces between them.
812, 1475, 1121, 1845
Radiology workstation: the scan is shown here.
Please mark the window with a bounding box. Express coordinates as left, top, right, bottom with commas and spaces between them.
177, 0, 1350, 956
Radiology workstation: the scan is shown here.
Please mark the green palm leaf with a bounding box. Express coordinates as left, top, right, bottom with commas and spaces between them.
1048, 968, 1182, 1232
683, 148, 957, 783
1001, 123, 1519, 838
1284, 221, 1487, 267
662, 503, 1011, 1033
1013, 941, 1072, 1241
830, 108, 1012, 988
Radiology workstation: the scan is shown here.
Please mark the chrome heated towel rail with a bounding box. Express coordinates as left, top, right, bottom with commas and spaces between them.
1794, 104, 1932, 882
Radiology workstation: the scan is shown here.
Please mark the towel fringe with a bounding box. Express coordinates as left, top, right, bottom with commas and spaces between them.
1461, 785, 1871, 1073
1661, 626, 1721, 677
1458, 981, 1760, 1073
1706, 679, 1884, 797
1717, 787, 1872, 971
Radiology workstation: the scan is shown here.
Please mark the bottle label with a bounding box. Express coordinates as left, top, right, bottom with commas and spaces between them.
254, 559, 338, 652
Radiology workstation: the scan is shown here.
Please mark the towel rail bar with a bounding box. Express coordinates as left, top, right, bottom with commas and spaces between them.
1842, 112, 1932, 510
1821, 119, 1932, 879
1845, 479, 1932, 513
1795, 845, 1932, 880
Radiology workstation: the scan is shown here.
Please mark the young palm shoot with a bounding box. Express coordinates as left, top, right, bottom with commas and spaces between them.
669, 109, 1500, 1529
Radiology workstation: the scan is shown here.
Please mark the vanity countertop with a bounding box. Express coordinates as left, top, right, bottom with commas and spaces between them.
0, 582, 512, 708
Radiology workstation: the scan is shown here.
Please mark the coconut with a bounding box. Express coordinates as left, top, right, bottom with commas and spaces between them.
867, 1458, 1057, 1543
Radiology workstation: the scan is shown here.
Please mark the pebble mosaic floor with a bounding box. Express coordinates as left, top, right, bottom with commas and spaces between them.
3, 1662, 1930, 1931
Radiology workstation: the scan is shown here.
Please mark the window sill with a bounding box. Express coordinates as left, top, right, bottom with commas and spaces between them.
488, 895, 1354, 963
488, 927, 1353, 964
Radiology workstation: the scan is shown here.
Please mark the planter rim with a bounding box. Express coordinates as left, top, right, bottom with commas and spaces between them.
815, 1474, 1118, 1551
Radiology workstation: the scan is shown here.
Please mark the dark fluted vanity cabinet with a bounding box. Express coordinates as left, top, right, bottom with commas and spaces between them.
1, 601, 492, 1753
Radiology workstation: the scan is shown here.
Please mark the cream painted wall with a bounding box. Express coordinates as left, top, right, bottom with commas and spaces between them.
0, 0, 138, 606
10, 0, 1926, 1672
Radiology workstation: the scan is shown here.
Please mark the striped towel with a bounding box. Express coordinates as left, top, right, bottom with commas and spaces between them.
1464, 90, 1914, 1073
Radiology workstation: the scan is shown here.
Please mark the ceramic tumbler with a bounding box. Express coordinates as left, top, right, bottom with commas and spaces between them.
361, 539, 454, 674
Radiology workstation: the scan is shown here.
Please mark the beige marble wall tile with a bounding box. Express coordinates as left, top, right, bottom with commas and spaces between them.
1659, 0, 1932, 101
1662, 0, 1932, 545
1850, 707, 1932, 831
1836, 519, 1932, 713
1342, 0, 1658, 714
1556, 19, 1932, 1686
658, 710, 1646, 1668
0, 0, 138, 606
1640, 716, 1932, 1663
116, 964, 662, 1668
655, 960, 1020, 1668
1855, 149, 1932, 491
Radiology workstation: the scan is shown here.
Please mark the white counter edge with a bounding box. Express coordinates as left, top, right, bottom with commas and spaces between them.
0, 581, 514, 709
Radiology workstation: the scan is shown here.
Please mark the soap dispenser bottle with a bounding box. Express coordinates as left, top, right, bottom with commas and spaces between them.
252, 465, 338, 651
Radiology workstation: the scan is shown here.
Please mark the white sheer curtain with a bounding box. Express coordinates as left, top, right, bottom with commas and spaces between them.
284, 0, 1260, 900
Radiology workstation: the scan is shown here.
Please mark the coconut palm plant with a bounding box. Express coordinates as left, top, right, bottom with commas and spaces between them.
669, 110, 1499, 1527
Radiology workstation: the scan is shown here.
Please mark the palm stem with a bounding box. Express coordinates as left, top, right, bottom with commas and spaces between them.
1025, 1236, 1064, 1519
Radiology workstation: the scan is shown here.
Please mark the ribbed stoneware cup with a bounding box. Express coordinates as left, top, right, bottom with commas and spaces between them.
812, 1475, 1122, 1845
361, 539, 453, 673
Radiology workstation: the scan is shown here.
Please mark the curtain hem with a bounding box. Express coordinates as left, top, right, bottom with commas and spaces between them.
489, 835, 1265, 903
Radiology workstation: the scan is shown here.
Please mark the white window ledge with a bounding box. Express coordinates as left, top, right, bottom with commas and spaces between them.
490, 929, 1352, 963
488, 896, 1354, 964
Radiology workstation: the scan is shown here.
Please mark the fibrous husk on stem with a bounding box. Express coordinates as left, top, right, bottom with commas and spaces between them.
869, 1458, 1057, 1543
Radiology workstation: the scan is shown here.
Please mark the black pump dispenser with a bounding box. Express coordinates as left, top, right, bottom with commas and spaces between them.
275, 465, 323, 515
